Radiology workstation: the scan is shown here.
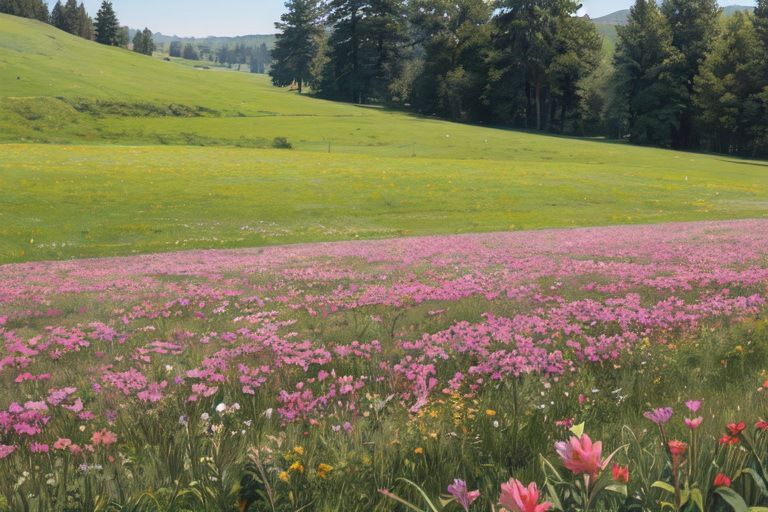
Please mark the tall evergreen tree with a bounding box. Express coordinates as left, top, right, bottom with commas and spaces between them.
62, 0, 80, 35
408, 0, 492, 120
694, 11, 767, 156
660, 0, 721, 148
488, 0, 584, 130
546, 15, 603, 133
323, 0, 365, 102
133, 28, 154, 55
94, 1, 120, 46
270, 0, 324, 93
50, 0, 64, 28
0, 0, 49, 21
611, 0, 685, 146
77, 3, 93, 39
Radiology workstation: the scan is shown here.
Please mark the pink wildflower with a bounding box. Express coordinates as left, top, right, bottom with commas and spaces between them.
499, 479, 552, 512
554, 434, 603, 477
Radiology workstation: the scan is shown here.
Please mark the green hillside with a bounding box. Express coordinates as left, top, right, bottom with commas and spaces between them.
1, 13, 767, 264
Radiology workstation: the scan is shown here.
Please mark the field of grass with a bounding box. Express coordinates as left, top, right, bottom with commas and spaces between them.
5, 11, 768, 512
1, 12, 767, 266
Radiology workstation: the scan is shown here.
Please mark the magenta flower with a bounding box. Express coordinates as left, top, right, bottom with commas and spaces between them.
644, 407, 673, 425
447, 479, 480, 511
685, 400, 702, 413
554, 434, 603, 477
499, 479, 552, 512
685, 417, 703, 430
0, 445, 16, 459
30, 443, 49, 453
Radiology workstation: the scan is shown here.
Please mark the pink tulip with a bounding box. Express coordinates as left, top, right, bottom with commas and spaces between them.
685, 417, 703, 430
499, 479, 552, 512
554, 434, 603, 477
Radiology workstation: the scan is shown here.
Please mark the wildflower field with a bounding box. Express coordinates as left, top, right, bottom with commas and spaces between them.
2, 219, 768, 511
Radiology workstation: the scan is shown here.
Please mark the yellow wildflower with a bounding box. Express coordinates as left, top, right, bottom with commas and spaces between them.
317, 463, 333, 478
486, 409, 497, 417
414, 447, 424, 455
293, 446, 305, 456
278, 471, 290, 483
289, 461, 304, 473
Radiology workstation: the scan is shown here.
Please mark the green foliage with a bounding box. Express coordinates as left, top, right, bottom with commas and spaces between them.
611, 0, 686, 146
94, 0, 119, 46
133, 27, 155, 56
0, 0, 47, 21
269, 0, 324, 94
694, 12, 768, 157
272, 136, 293, 149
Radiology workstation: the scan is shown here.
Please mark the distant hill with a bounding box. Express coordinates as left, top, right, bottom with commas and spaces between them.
592, 9, 630, 25
592, 4, 754, 26
126, 29, 276, 50
152, 33, 276, 49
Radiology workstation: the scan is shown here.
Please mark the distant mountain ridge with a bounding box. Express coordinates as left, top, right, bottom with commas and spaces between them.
592, 4, 754, 25
126, 29, 276, 49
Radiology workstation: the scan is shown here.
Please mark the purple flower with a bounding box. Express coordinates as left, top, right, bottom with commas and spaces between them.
644, 407, 673, 425
447, 479, 480, 512
685, 400, 702, 413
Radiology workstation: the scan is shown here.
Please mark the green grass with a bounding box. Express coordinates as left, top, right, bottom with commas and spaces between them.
1, 13, 767, 264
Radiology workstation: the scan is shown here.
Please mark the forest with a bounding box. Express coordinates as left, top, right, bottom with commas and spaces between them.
270, 0, 768, 156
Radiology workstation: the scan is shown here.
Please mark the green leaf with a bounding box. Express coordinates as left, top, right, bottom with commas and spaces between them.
605, 484, 628, 496
690, 488, 705, 511
570, 422, 585, 437
715, 487, 749, 512
738, 468, 768, 497
397, 478, 441, 512
652, 481, 676, 495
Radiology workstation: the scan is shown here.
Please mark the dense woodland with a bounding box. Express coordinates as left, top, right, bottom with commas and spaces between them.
271, 0, 768, 157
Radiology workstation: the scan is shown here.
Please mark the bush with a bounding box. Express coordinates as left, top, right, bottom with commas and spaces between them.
272, 136, 293, 149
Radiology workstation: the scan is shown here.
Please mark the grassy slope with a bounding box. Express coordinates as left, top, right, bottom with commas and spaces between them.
0, 14, 767, 264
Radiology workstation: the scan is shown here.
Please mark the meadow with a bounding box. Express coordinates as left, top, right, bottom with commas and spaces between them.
2, 14, 768, 264
3, 11, 768, 512
2, 220, 768, 511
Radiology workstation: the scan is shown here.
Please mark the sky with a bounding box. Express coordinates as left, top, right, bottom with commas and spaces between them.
76, 0, 758, 38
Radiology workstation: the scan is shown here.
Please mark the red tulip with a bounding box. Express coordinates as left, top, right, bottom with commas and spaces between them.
714, 473, 731, 488
611, 464, 629, 484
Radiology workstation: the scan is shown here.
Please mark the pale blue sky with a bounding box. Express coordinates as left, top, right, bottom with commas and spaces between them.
73, 1, 757, 38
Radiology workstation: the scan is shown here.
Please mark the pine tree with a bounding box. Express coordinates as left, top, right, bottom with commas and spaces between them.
50, 1, 64, 28
0, 0, 49, 22
141, 28, 155, 55
62, 0, 80, 35
270, 0, 324, 94
694, 12, 766, 155
660, 0, 721, 148
182, 43, 199, 60
169, 40, 182, 58
77, 3, 93, 39
488, 0, 584, 130
323, 0, 364, 102
132, 30, 144, 54
407, 0, 492, 120
94, 1, 120, 46
612, 0, 686, 146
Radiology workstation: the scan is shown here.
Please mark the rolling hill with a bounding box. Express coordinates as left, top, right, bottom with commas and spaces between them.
0, 12, 767, 264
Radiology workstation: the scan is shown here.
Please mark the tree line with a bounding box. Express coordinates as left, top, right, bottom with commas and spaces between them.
168, 40, 271, 74
1, 0, 157, 55
270, 0, 768, 157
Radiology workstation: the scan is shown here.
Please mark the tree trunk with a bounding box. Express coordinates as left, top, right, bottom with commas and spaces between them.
535, 79, 542, 131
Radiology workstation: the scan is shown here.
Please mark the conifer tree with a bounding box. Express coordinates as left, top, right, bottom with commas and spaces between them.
270, 0, 324, 94
94, 1, 120, 46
